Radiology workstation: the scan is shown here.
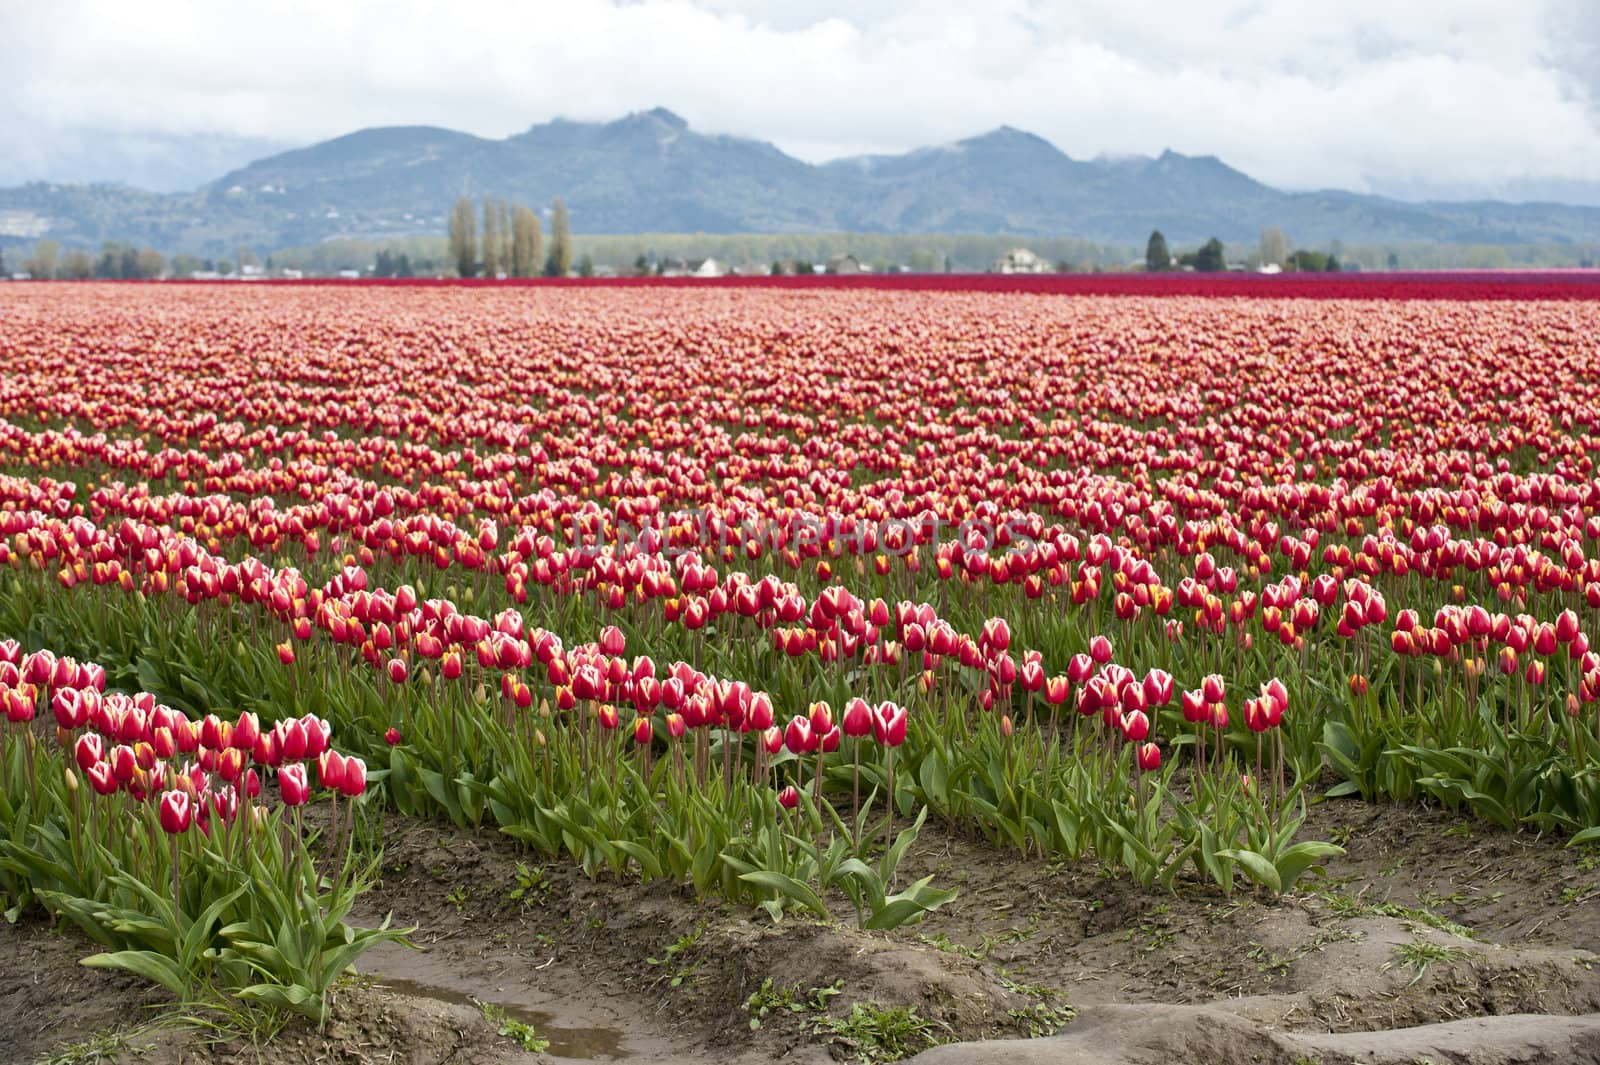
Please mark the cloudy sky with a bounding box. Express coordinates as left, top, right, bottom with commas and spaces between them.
4, 0, 1600, 202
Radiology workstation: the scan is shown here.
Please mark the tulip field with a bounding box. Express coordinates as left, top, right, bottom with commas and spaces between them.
3, 279, 1600, 1062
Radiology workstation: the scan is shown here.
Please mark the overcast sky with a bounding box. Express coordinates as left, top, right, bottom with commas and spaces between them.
4, 0, 1600, 202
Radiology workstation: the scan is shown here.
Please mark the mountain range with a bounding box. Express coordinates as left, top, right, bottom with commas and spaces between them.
3, 107, 1599, 256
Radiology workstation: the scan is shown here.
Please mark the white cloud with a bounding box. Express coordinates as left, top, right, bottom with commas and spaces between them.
1, 0, 1598, 198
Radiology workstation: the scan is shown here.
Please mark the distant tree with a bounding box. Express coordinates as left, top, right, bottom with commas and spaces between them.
1386, 252, 1400, 270
1194, 237, 1226, 273
217, 259, 234, 276
1288, 249, 1331, 272
374, 249, 394, 277
0, 245, 7, 276
577, 253, 595, 278
481, 196, 502, 277
1259, 227, 1290, 267
448, 198, 477, 278
1145, 230, 1170, 272
793, 260, 815, 276
497, 200, 513, 275
545, 198, 572, 277
510, 205, 542, 277
28, 239, 60, 279
1325, 255, 1341, 273
95, 242, 124, 279
171, 253, 203, 277
134, 249, 165, 279
395, 253, 414, 279
637, 254, 653, 276
62, 250, 94, 280
1054, 260, 1075, 273
769, 259, 785, 276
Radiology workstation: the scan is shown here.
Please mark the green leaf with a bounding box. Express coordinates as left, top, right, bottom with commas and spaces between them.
81, 950, 189, 997
1215, 849, 1282, 894
738, 871, 829, 920
1272, 841, 1344, 890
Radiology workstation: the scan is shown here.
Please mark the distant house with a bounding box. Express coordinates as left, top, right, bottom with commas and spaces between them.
1257, 262, 1283, 275
692, 258, 726, 278
827, 254, 861, 275
991, 248, 1050, 274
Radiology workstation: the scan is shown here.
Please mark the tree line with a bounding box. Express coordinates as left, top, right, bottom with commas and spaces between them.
448, 196, 572, 277
1144, 227, 1342, 273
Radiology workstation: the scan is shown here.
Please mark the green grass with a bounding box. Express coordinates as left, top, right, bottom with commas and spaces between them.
812, 1002, 949, 1063
475, 1001, 550, 1053
38, 1027, 158, 1065
1386, 940, 1469, 985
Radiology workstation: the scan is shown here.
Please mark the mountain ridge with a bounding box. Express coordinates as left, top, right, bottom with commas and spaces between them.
3, 108, 1599, 256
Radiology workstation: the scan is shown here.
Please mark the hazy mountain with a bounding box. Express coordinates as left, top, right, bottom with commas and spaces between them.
3, 108, 1599, 256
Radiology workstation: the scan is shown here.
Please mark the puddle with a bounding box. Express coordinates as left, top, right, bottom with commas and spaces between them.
375, 973, 631, 1059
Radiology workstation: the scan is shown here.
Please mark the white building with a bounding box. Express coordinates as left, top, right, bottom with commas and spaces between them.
991, 248, 1051, 274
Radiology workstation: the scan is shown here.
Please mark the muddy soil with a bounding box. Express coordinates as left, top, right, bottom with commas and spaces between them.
9, 796, 1600, 1065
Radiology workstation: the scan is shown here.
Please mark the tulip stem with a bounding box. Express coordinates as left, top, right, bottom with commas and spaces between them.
170, 833, 182, 947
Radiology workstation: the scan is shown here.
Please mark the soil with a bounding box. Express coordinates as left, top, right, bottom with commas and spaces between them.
7, 796, 1600, 1065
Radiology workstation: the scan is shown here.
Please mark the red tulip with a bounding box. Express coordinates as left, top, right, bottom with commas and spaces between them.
339, 757, 367, 798
777, 785, 800, 810
279, 764, 309, 807
317, 750, 347, 792
1088, 635, 1113, 664
158, 790, 192, 835
1136, 742, 1161, 772
384, 727, 402, 745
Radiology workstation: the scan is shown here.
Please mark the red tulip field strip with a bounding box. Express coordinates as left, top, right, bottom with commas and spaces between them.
132, 269, 1600, 300
2, 283, 1600, 1022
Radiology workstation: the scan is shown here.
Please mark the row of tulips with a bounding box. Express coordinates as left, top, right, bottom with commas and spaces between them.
2, 499, 1344, 906
0, 641, 406, 1025
12, 455, 1600, 840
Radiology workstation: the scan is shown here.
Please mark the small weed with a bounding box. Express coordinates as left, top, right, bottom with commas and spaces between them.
647, 923, 706, 988
1577, 849, 1599, 874
1385, 940, 1469, 986
997, 969, 1051, 998
744, 977, 844, 1029
1328, 824, 1356, 846
1379, 855, 1407, 877
1560, 884, 1598, 905
445, 884, 470, 912
812, 1002, 949, 1063
506, 862, 552, 908
1126, 904, 1174, 953
40, 1027, 157, 1065
1316, 888, 1474, 939
1441, 824, 1473, 839
475, 1000, 550, 1053
1007, 1002, 1076, 1037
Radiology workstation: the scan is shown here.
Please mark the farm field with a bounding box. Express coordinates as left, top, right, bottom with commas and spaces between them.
2, 281, 1600, 1063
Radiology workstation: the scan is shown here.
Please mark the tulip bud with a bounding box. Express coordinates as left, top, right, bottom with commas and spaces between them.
159, 790, 192, 835
339, 757, 367, 798
384, 727, 402, 745
1088, 635, 1113, 664
279, 764, 309, 807
777, 785, 800, 810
